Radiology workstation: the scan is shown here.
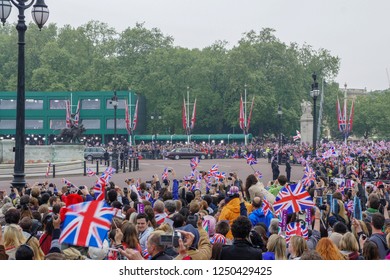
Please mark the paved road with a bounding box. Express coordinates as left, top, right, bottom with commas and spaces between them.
0, 158, 304, 193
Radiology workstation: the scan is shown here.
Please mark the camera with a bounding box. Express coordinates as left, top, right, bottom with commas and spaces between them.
123, 187, 128, 195
380, 199, 387, 207
318, 204, 327, 211
168, 169, 172, 173
229, 172, 234, 177
78, 186, 85, 190
159, 231, 182, 247
228, 177, 232, 180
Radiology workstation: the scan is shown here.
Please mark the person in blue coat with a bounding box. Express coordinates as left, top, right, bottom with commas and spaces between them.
248, 197, 274, 232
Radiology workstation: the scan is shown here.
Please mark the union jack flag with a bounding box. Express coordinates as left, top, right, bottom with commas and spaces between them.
190, 157, 200, 170
61, 178, 75, 188
142, 248, 151, 260
343, 156, 354, 165
254, 170, 263, 179
59, 200, 115, 248
293, 130, 301, 141
86, 167, 96, 177
162, 168, 169, 181
301, 165, 316, 187
285, 222, 308, 244
345, 200, 354, 214
208, 164, 219, 177
273, 181, 314, 214
214, 171, 226, 180
244, 153, 257, 165
262, 198, 271, 216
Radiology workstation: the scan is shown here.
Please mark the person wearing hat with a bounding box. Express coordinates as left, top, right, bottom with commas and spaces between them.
218, 186, 252, 240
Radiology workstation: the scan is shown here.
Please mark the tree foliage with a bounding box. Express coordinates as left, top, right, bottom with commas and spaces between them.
3, 21, 385, 138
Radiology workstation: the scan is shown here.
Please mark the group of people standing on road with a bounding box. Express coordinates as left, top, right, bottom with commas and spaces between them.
0, 140, 389, 261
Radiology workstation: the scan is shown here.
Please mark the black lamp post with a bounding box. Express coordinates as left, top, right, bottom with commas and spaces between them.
277, 103, 283, 148
310, 73, 320, 158
111, 91, 119, 172
0, 0, 49, 192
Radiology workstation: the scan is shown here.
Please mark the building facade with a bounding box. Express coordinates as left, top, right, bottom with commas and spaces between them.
0, 91, 140, 145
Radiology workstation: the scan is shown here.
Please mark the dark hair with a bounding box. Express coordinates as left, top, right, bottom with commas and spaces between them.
5, 208, 21, 225
162, 191, 173, 201
40, 193, 50, 205
107, 189, 117, 203
172, 213, 186, 228
362, 240, 380, 260
179, 207, 190, 219
144, 205, 157, 228
15, 244, 34, 260
111, 200, 122, 210
203, 195, 212, 206
130, 191, 138, 202
277, 175, 287, 186
185, 192, 195, 204
371, 213, 385, 230
136, 212, 149, 222
245, 174, 258, 198
333, 221, 348, 234
231, 216, 252, 239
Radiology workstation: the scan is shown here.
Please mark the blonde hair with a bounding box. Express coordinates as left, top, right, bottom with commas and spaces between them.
336, 200, 349, 225
351, 220, 369, 239
4, 224, 26, 249
267, 234, 287, 260
27, 236, 45, 260
339, 232, 359, 252
289, 235, 308, 258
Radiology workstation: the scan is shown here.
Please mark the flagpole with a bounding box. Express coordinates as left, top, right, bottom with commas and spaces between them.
129, 89, 132, 146
344, 83, 347, 145
244, 84, 247, 146
187, 86, 190, 145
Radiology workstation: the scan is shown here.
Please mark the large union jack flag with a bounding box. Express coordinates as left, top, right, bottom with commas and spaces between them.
273, 181, 314, 214
285, 221, 308, 244
190, 157, 200, 170
301, 165, 316, 187
244, 153, 257, 165
59, 200, 115, 248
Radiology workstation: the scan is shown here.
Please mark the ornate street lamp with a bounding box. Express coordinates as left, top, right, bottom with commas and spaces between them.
310, 73, 320, 157
277, 103, 283, 148
0, 0, 49, 192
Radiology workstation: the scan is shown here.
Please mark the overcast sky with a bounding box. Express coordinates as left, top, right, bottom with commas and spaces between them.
9, 0, 390, 91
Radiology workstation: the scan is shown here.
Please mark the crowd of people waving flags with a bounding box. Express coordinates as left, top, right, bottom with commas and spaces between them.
0, 140, 389, 260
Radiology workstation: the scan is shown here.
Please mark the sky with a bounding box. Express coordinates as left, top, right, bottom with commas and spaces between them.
8, 0, 390, 91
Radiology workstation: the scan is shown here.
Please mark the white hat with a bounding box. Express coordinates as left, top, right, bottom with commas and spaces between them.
88, 239, 109, 260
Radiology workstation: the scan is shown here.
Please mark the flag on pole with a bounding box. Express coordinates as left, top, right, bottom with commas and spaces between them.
254, 170, 263, 179
336, 98, 345, 132
208, 164, 219, 177
125, 100, 132, 135
45, 162, 51, 178
182, 98, 187, 131
239, 95, 245, 131
190, 157, 200, 170
348, 99, 355, 133
132, 99, 139, 131
190, 98, 197, 130
273, 181, 314, 214
59, 200, 115, 248
86, 167, 96, 177
244, 153, 257, 165
293, 130, 301, 141
74, 100, 80, 127
61, 178, 75, 188
65, 100, 71, 128
246, 96, 255, 132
